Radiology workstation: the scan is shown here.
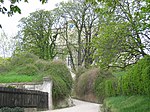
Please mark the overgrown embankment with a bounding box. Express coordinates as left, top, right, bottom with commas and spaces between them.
103, 55, 150, 112
74, 67, 113, 103
0, 52, 73, 108
105, 56, 150, 97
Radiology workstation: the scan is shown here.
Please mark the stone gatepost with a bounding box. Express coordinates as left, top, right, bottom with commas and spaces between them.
42, 77, 53, 110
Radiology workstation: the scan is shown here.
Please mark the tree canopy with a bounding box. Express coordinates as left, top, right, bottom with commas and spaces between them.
91, 0, 150, 69
16, 10, 59, 60
56, 1, 100, 69
1, 0, 150, 70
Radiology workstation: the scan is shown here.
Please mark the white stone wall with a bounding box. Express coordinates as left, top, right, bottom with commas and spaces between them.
41, 77, 53, 110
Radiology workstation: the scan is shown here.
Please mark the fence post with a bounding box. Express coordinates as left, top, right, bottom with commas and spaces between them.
42, 77, 53, 110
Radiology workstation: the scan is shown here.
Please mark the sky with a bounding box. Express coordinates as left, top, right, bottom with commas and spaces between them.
0, 0, 68, 37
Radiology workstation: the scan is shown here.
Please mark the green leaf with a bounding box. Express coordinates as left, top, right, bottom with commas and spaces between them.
0, 0, 4, 3
16, 6, 21, 14
40, 0, 47, 4
10, 0, 17, 4
24, 0, 28, 2
3, 7, 7, 11
10, 5, 21, 14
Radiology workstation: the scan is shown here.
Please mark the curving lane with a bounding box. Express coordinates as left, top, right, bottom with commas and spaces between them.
43, 99, 100, 112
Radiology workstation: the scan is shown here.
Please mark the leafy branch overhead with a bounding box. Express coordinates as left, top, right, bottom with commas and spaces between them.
0, 0, 48, 16
88, 0, 150, 69
0, 0, 48, 28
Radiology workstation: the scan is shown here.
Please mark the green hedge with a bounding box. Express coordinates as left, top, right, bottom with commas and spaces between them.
94, 70, 113, 102
105, 55, 150, 97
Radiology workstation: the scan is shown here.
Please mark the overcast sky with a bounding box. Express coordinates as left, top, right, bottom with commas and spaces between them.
0, 0, 68, 37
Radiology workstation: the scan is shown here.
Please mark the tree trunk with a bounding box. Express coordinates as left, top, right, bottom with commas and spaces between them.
78, 30, 82, 66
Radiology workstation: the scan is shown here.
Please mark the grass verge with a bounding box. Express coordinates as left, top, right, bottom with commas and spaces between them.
0, 72, 42, 83
103, 96, 150, 112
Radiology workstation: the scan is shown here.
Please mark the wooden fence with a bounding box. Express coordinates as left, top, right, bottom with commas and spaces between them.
0, 87, 48, 110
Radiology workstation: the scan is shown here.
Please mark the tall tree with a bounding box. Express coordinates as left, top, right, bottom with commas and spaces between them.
91, 0, 150, 69
57, 1, 99, 68
17, 10, 59, 60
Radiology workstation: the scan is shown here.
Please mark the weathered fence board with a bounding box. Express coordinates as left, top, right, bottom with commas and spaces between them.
0, 87, 48, 109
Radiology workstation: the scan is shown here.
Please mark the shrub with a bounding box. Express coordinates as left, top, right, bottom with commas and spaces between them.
44, 60, 73, 106
75, 68, 113, 103
52, 75, 69, 102
0, 64, 9, 73
10, 52, 39, 67
94, 69, 113, 102
16, 64, 39, 76
105, 78, 118, 97
105, 55, 150, 97
47, 60, 72, 88
0, 58, 10, 73
34, 59, 48, 71
73, 66, 87, 97
75, 66, 87, 80
76, 68, 99, 98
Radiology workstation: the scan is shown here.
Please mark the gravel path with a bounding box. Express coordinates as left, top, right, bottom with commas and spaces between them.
43, 99, 100, 112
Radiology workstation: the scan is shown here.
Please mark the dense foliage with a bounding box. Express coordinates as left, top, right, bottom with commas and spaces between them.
0, 57, 11, 73
105, 55, 150, 97
17, 10, 59, 60
37, 60, 73, 106
92, 0, 150, 69
94, 69, 113, 102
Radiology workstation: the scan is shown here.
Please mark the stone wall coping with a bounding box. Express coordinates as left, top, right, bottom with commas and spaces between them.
43, 77, 51, 81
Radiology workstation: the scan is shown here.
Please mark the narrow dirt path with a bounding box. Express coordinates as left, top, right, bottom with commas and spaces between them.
43, 99, 100, 112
